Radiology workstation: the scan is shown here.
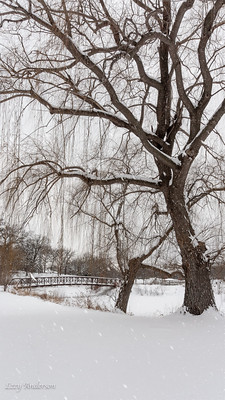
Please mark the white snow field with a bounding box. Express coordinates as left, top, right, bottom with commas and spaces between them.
0, 282, 225, 400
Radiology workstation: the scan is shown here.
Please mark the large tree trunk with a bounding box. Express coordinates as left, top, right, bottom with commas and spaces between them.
183, 257, 215, 315
115, 258, 140, 313
165, 185, 216, 315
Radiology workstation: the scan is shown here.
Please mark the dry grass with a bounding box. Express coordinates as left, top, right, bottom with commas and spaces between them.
10, 287, 65, 304
10, 287, 112, 312
67, 295, 112, 312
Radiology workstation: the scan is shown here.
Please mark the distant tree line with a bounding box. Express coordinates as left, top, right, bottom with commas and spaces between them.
0, 219, 117, 290
0, 219, 224, 292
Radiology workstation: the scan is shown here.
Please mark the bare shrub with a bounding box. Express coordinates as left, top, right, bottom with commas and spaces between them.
136, 284, 165, 297
67, 295, 112, 312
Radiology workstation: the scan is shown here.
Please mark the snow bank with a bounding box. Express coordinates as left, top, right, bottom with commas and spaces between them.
0, 291, 225, 400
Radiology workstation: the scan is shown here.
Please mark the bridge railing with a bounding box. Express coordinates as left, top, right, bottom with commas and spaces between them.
9, 275, 122, 289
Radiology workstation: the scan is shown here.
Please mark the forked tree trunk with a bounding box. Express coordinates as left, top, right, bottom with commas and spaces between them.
115, 258, 140, 313
166, 185, 216, 315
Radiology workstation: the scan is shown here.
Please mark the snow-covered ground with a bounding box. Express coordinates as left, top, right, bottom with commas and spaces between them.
0, 281, 225, 400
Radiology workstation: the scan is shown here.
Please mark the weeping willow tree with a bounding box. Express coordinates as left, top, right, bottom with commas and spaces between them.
1, 0, 225, 314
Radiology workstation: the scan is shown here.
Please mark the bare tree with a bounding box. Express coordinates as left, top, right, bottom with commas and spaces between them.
0, 220, 24, 290
70, 178, 176, 312
1, 0, 225, 314
50, 246, 74, 275
20, 233, 51, 275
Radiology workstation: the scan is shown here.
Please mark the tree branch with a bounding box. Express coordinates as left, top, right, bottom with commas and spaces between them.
185, 98, 225, 157
1, 160, 162, 190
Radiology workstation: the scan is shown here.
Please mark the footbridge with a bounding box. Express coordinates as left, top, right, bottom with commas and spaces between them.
10, 275, 122, 289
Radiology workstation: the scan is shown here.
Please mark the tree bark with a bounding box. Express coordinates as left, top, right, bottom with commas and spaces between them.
115, 258, 140, 313
165, 184, 216, 315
